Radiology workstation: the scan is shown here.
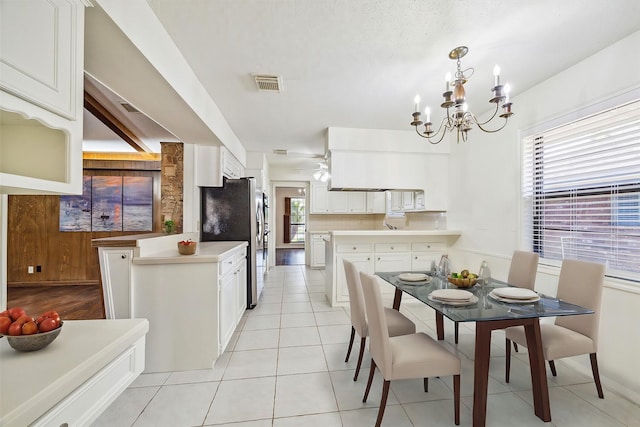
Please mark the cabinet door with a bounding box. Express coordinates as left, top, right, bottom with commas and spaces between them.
310, 183, 330, 213
311, 235, 327, 267
366, 192, 386, 213
411, 253, 439, 272
375, 253, 411, 294
329, 192, 349, 213
401, 192, 415, 210
413, 191, 426, 210
390, 192, 402, 211
219, 271, 237, 353
348, 192, 367, 213
100, 248, 133, 319
0, 0, 83, 120
335, 253, 374, 303
236, 259, 247, 318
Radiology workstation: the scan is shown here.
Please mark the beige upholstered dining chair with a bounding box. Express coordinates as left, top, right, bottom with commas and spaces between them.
359, 271, 461, 427
505, 259, 606, 398
342, 259, 415, 381
504, 250, 540, 352
453, 250, 540, 344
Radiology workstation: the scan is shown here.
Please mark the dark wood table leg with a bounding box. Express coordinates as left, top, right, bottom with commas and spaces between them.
472, 322, 492, 427
523, 319, 551, 422
435, 312, 445, 340
392, 288, 403, 310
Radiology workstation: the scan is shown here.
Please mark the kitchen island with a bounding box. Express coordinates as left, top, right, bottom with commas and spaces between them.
325, 230, 461, 306
93, 234, 248, 372
0, 319, 148, 427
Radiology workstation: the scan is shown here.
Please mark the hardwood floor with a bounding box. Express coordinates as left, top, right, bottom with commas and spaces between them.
6, 285, 105, 320
275, 248, 305, 265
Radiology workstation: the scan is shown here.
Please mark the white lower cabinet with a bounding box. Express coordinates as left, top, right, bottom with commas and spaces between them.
410, 242, 445, 271
336, 252, 374, 302
98, 247, 134, 319
325, 232, 461, 307
374, 250, 411, 294
218, 249, 247, 354
310, 232, 329, 268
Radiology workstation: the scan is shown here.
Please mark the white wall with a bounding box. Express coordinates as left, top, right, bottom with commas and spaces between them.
447, 30, 640, 401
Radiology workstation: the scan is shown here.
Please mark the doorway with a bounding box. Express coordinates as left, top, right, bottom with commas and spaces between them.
273, 185, 307, 265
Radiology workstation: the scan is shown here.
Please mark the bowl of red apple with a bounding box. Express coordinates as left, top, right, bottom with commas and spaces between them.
0, 307, 63, 352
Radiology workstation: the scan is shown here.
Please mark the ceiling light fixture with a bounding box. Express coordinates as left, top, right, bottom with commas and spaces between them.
313, 162, 329, 182
410, 46, 514, 144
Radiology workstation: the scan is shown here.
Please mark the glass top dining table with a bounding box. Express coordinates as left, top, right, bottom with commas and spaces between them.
376, 271, 594, 427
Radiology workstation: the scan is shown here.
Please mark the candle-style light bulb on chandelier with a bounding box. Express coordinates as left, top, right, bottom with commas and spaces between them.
410, 46, 514, 144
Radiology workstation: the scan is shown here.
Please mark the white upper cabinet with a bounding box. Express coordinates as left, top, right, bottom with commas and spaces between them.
1, 0, 84, 120
0, 0, 87, 194
310, 183, 374, 214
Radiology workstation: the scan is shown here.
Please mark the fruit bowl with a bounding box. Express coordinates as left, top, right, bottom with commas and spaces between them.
5, 321, 63, 352
177, 240, 197, 255
447, 276, 478, 288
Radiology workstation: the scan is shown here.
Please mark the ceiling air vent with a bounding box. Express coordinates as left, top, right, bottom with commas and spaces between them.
119, 101, 141, 113
273, 149, 288, 155
253, 74, 283, 92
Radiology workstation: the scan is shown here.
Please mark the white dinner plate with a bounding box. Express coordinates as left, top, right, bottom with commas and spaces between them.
428, 294, 479, 306
492, 287, 539, 300
430, 289, 474, 301
398, 273, 430, 282
489, 290, 540, 303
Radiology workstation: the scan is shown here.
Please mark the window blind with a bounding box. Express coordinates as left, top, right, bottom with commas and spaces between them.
522, 100, 640, 280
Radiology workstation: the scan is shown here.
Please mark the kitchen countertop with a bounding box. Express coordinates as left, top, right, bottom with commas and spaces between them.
0, 319, 149, 427
132, 241, 248, 265
328, 229, 461, 236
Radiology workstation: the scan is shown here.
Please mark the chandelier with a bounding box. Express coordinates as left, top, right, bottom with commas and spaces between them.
410, 46, 514, 144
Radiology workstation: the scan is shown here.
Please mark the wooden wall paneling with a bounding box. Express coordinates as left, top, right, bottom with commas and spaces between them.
7, 195, 48, 283
7, 161, 162, 287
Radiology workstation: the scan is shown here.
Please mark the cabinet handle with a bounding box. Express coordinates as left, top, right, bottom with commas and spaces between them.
427, 245, 431, 248
367, 257, 370, 261
415, 256, 418, 259
377, 257, 381, 261
121, 254, 127, 259
353, 246, 357, 250
391, 246, 394, 250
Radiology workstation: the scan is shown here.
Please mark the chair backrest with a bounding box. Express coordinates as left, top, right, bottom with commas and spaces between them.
359, 271, 393, 378
343, 259, 368, 337
555, 259, 605, 346
507, 250, 540, 290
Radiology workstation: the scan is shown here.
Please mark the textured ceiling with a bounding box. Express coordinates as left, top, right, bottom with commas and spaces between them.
89, 0, 640, 169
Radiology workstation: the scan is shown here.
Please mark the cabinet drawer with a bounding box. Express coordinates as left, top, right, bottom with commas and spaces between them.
374, 243, 410, 252
411, 242, 446, 252
33, 337, 145, 427
337, 243, 374, 253
219, 256, 237, 276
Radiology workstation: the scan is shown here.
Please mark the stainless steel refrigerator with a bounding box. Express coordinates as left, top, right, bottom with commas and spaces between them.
200, 177, 264, 308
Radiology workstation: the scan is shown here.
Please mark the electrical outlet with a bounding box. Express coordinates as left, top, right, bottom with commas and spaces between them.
28, 266, 34, 274
36, 265, 42, 272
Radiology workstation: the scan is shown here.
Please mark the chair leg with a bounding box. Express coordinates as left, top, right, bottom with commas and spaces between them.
453, 374, 460, 425
549, 360, 557, 376
513, 342, 519, 352
345, 327, 356, 362
353, 337, 366, 381
590, 353, 605, 399
363, 360, 376, 403
505, 338, 512, 383
454, 322, 459, 344
423, 378, 428, 392
374, 380, 391, 427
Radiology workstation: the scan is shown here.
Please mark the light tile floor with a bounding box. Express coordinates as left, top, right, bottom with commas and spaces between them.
93, 266, 640, 426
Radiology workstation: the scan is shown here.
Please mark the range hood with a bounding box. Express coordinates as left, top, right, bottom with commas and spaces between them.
327, 150, 425, 192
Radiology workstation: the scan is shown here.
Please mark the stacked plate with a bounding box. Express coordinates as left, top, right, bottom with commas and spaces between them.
489, 287, 540, 303
428, 289, 479, 306
397, 273, 430, 284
